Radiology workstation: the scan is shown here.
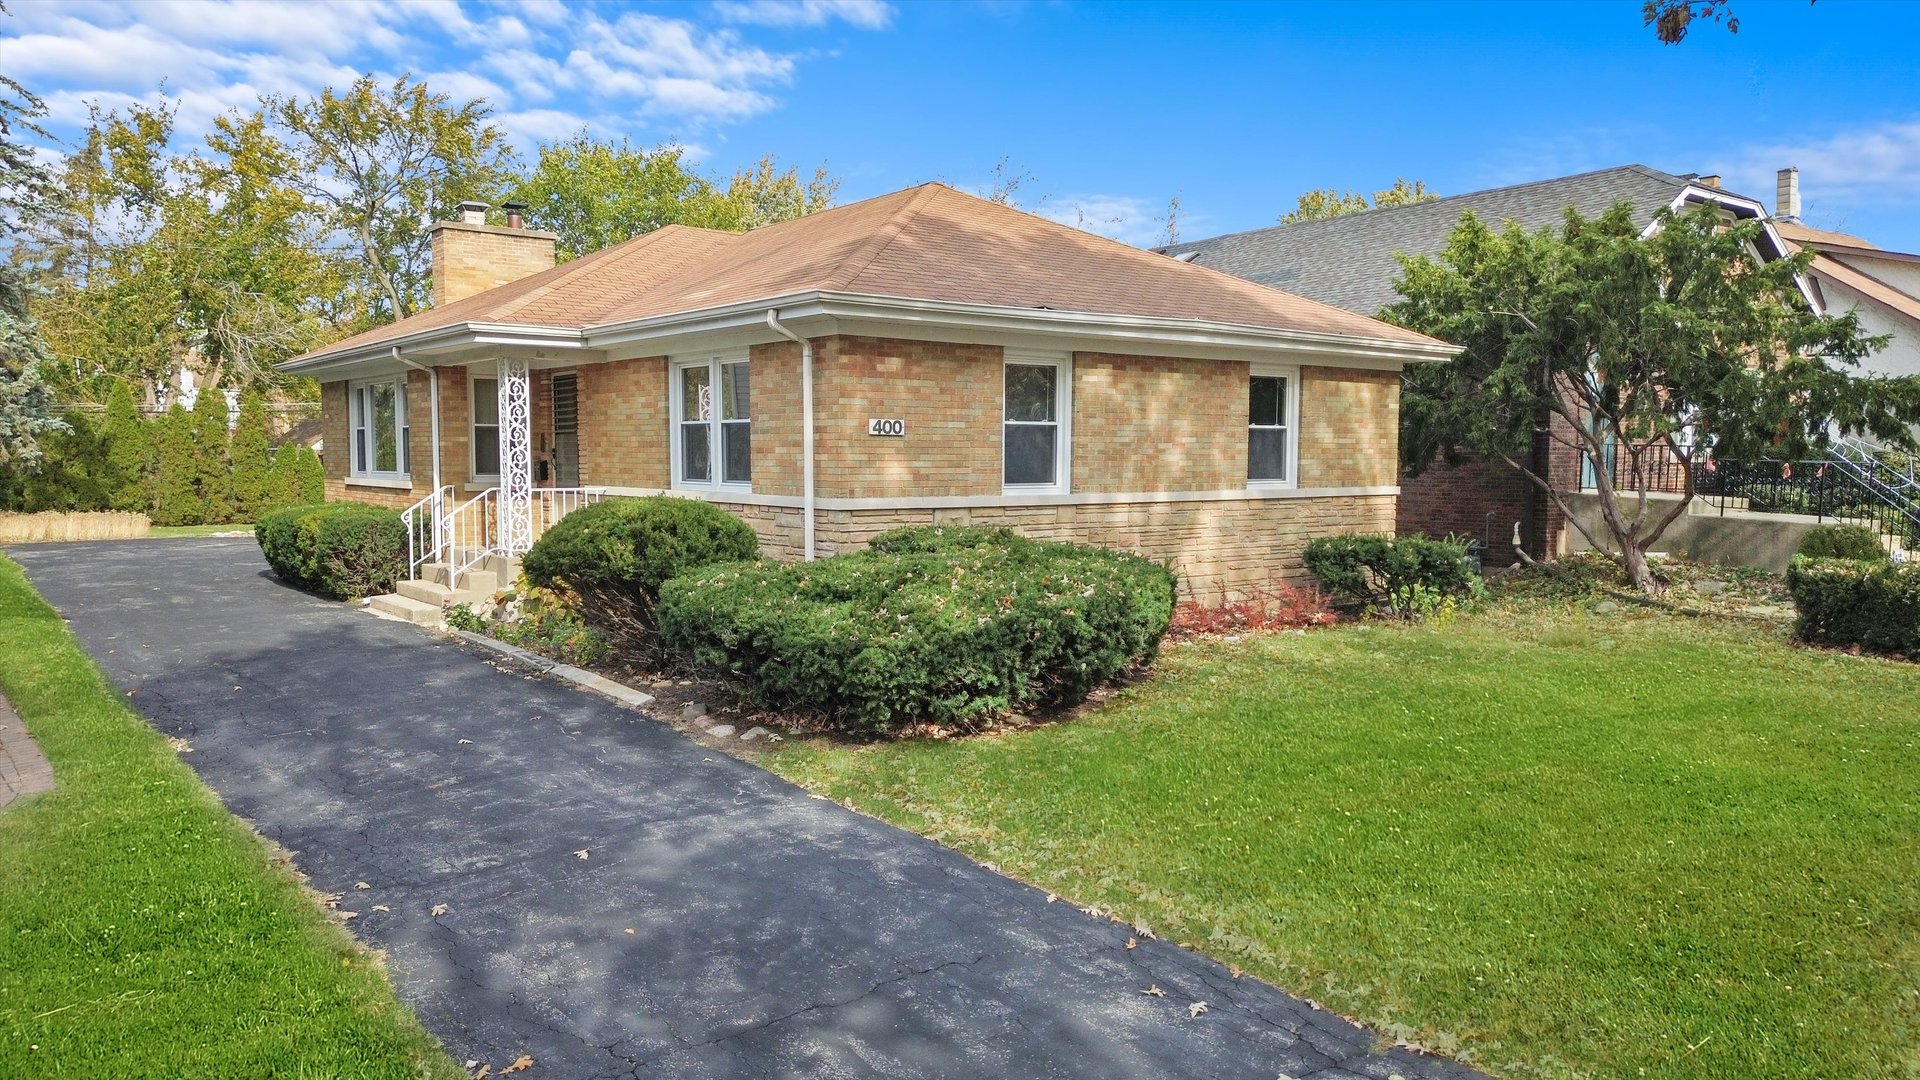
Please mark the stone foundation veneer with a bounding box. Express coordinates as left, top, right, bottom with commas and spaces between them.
632, 490, 1397, 599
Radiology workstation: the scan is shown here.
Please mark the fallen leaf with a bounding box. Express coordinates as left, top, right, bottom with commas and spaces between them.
338, 911, 358, 921
573, 849, 590, 861
1228, 964, 1244, 979
355, 882, 371, 890
501, 1054, 535, 1074
1189, 1001, 1209, 1018
320, 892, 343, 909
471, 1067, 491, 1079
1045, 893, 1058, 904
1141, 984, 1165, 998
431, 904, 449, 917
372, 905, 390, 913
623, 928, 635, 935
1125, 937, 1138, 950
1133, 922, 1155, 939
458, 739, 474, 745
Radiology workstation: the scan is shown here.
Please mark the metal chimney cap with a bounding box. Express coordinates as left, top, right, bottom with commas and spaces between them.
456, 200, 489, 225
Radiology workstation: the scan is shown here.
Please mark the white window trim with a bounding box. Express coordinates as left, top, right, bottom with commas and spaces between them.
347, 374, 410, 481
1247, 362, 1300, 490
669, 354, 752, 493
1001, 350, 1072, 495
468, 373, 500, 484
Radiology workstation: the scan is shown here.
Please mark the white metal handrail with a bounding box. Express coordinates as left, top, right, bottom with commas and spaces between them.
401, 485, 456, 582
438, 486, 608, 590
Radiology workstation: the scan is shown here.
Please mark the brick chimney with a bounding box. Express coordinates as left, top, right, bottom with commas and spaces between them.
427, 201, 558, 306
1775, 166, 1801, 222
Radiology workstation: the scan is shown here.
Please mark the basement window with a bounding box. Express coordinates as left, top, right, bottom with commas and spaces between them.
1247, 365, 1298, 488
348, 375, 409, 479
671, 356, 751, 491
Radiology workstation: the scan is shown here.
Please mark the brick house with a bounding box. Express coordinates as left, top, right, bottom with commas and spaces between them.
1162, 165, 1812, 561
283, 184, 1452, 617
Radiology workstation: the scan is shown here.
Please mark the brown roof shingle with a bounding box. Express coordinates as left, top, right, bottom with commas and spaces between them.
296, 183, 1443, 365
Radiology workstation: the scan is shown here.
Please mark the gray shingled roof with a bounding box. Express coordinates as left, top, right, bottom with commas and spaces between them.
1161, 165, 1744, 316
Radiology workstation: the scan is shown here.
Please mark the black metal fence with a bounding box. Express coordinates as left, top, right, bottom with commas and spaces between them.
1594, 442, 1920, 549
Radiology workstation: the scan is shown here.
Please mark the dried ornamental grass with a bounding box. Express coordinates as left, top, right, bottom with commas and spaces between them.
0, 511, 151, 544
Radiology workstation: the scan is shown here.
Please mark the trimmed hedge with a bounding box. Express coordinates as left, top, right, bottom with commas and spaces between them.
1795, 524, 1890, 563
520, 496, 759, 656
659, 528, 1177, 734
256, 503, 407, 600
1303, 533, 1480, 614
1786, 555, 1920, 660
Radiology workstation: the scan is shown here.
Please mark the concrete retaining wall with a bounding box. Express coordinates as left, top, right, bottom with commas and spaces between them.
1561, 492, 1829, 573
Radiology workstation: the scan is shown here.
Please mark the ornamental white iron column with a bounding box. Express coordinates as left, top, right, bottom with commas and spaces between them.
497, 357, 534, 554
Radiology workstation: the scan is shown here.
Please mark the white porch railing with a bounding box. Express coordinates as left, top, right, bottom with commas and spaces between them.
428, 486, 608, 590
402, 485, 457, 581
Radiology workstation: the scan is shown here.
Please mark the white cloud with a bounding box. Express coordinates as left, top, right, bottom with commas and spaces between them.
712, 0, 894, 30
1725, 117, 1920, 210
11, 0, 881, 158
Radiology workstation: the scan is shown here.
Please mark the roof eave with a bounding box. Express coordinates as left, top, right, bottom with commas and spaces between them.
278, 322, 587, 376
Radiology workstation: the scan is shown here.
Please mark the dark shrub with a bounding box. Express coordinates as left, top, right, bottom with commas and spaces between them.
866, 524, 1030, 555
520, 496, 759, 656
1795, 524, 1890, 563
1786, 556, 1920, 660
658, 532, 1176, 735
1303, 533, 1480, 615
256, 503, 406, 599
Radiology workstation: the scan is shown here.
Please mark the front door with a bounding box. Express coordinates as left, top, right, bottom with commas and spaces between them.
551, 374, 580, 487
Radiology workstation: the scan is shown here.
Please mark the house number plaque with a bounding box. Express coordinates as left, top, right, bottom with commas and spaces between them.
867, 418, 906, 436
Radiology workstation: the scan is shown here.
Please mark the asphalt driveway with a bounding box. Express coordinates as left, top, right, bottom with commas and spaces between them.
11, 539, 1480, 1079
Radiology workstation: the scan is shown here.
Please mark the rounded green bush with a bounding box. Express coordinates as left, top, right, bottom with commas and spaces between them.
659, 535, 1177, 735
255, 503, 405, 599
1795, 523, 1889, 563
866, 524, 1031, 555
521, 495, 759, 653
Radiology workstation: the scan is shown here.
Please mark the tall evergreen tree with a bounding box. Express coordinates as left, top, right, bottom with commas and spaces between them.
101, 381, 152, 512
191, 386, 234, 523
228, 390, 272, 519
151, 402, 200, 525
292, 444, 325, 503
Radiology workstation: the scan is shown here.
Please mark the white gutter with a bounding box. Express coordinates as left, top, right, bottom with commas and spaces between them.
764, 310, 816, 561
392, 347, 442, 496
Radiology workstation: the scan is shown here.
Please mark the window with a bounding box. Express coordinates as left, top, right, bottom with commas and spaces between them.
470, 376, 499, 479
672, 357, 750, 489
349, 375, 409, 478
1247, 367, 1296, 486
1003, 353, 1070, 491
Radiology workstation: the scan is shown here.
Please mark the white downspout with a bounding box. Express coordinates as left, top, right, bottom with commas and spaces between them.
392, 346, 442, 495
765, 310, 815, 561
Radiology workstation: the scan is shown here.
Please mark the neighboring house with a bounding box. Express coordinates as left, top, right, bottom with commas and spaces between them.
1772, 167, 1920, 389
283, 184, 1453, 615
277, 416, 325, 460
1162, 164, 1814, 561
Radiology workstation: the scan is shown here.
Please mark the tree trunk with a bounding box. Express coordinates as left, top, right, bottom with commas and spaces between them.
1620, 541, 1657, 593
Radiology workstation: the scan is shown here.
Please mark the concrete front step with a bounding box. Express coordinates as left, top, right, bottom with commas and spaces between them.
369, 592, 443, 626
420, 559, 512, 592
395, 578, 491, 609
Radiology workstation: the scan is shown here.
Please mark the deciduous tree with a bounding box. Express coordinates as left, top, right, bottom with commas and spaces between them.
1281, 178, 1438, 224
1387, 202, 1915, 592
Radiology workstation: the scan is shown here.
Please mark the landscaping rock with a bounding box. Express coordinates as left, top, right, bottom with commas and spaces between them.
1692, 579, 1729, 597
705, 724, 735, 738
740, 726, 771, 742
679, 701, 708, 722
1591, 600, 1620, 614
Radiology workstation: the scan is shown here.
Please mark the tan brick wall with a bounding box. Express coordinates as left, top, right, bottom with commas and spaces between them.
1298, 366, 1399, 489
576, 356, 669, 489
811, 336, 1002, 499
429, 221, 556, 306
749, 341, 804, 497
697, 493, 1396, 599
1071, 353, 1243, 492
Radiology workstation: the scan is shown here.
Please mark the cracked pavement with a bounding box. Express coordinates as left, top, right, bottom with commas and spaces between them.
11, 539, 1485, 1079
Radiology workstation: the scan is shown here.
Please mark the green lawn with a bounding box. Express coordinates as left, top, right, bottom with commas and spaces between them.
765, 603, 1920, 1079
0, 555, 458, 1078
146, 523, 254, 538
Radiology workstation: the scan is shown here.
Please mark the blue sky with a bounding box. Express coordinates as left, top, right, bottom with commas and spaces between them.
7, 0, 1918, 249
